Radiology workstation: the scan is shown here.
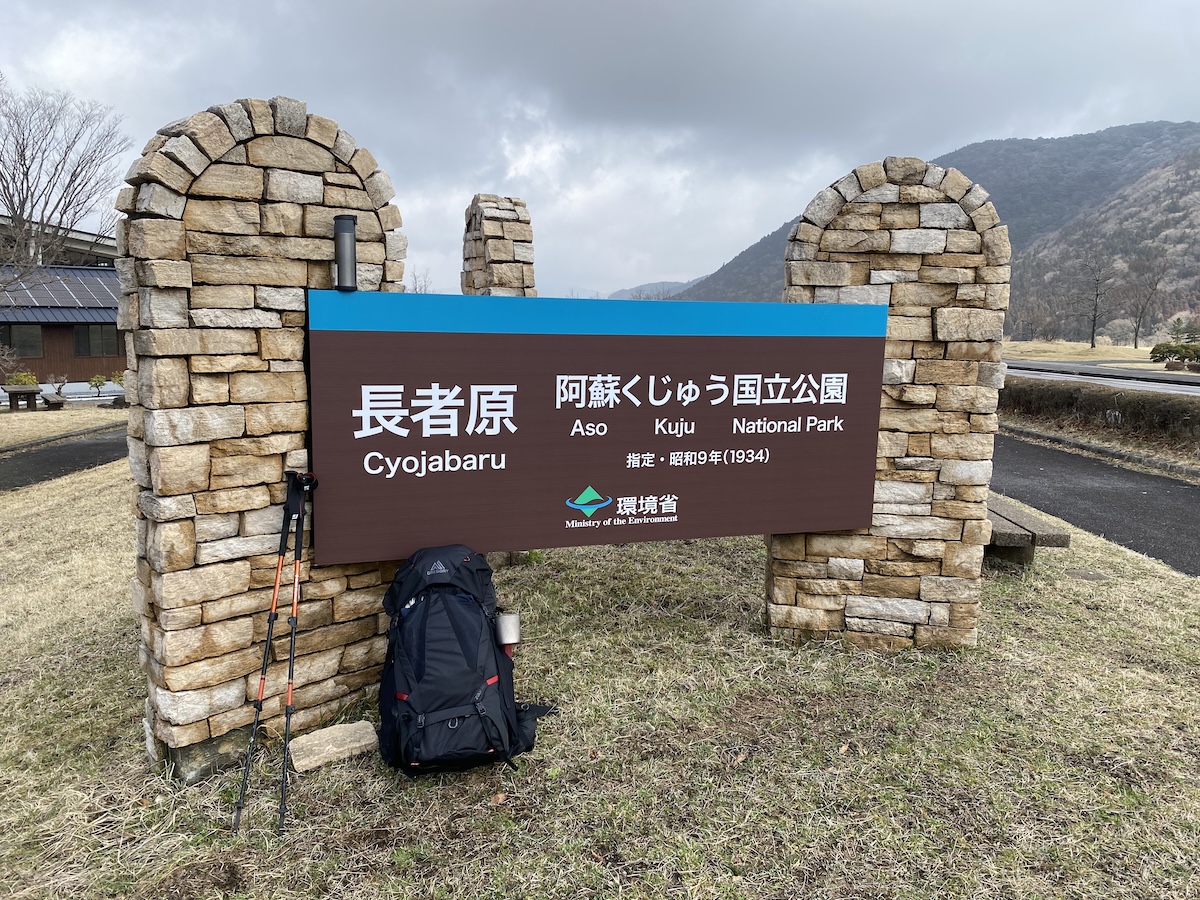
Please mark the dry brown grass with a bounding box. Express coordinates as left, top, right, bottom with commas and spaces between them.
0, 405, 127, 450
1003, 339, 1152, 362
2, 462, 1200, 898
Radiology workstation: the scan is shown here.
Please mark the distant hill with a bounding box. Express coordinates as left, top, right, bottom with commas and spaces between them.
670, 121, 1200, 318
607, 278, 702, 300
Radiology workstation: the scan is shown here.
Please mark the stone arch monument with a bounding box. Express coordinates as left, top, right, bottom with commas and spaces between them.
766, 156, 1009, 651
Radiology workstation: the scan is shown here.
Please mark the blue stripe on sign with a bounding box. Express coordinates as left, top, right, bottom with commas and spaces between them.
308, 290, 889, 338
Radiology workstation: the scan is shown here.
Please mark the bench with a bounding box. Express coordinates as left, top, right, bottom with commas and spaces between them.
985, 492, 1071, 566
40, 393, 66, 410
4, 385, 40, 411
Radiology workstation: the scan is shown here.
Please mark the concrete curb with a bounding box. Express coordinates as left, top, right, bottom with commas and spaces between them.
0, 421, 127, 455
1001, 423, 1200, 480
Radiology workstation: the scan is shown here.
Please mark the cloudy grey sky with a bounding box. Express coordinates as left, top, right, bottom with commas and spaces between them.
4, 0, 1198, 296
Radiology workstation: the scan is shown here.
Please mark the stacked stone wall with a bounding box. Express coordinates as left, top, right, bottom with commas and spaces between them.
767, 156, 1009, 651
461, 194, 536, 296
118, 97, 408, 776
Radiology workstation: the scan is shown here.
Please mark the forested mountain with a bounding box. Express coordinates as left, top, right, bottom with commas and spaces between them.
663, 121, 1200, 338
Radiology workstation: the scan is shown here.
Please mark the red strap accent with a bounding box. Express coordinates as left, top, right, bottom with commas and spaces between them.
486, 676, 499, 686
396, 692, 409, 701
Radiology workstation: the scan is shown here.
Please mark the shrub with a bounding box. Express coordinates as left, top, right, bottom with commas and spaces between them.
7, 371, 39, 386
1001, 376, 1200, 443
88, 374, 108, 396
109, 370, 124, 387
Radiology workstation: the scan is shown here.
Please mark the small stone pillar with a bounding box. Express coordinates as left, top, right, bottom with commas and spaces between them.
461, 194, 536, 296
766, 157, 1010, 651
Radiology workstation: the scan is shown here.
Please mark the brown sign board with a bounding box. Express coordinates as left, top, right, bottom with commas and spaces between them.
307, 291, 888, 564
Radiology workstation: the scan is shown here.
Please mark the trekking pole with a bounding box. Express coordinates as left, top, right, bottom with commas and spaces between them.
232, 471, 312, 832
278, 471, 316, 835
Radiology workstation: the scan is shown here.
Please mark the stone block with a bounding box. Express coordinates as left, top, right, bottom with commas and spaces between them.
332, 586, 386, 622
939, 460, 993, 485
245, 402, 308, 435
915, 360, 979, 384
304, 113, 339, 148
154, 617, 253, 668
323, 185, 372, 209
265, 169, 324, 204
870, 515, 964, 540
884, 157, 927, 185
261, 202, 304, 236
190, 285, 254, 309
189, 308, 282, 329
137, 288, 188, 330
149, 443, 211, 496
978, 266, 1011, 284
304, 206, 383, 239
151, 678, 245, 726
787, 260, 861, 286
259, 328, 305, 361
127, 219, 186, 260
936, 385, 999, 414
874, 481, 933, 504
182, 111, 236, 160
805, 534, 887, 559
139, 491, 200, 527
183, 199, 261, 235
767, 604, 844, 631
270, 96, 307, 137
143, 406, 245, 447
269, 617, 375, 663
880, 205, 919, 229
247, 135, 334, 172
147, 519, 197, 573
857, 184, 901, 203
212, 434, 304, 458
920, 576, 981, 603
195, 513, 239, 543
942, 542, 985, 578
919, 204, 972, 230
193, 486, 272, 516
190, 255, 308, 287
845, 617, 914, 637
819, 230, 890, 253
981, 224, 1012, 266
934, 308, 1005, 342
207, 454, 283, 492
153, 560, 252, 611
135, 182, 187, 219
802, 187, 846, 227
208, 102, 254, 142
190, 355, 269, 373
939, 169, 972, 201
195, 533, 282, 565
899, 186, 946, 204
379, 204, 402, 232
365, 170, 395, 208
160, 135, 208, 176
845, 594, 929, 624
287, 720, 378, 773
137, 356, 190, 409
960, 184, 990, 213
815, 285, 892, 305
918, 266, 975, 285
886, 315, 933, 342
228, 372, 307, 404
855, 161, 886, 190
889, 229, 947, 254
126, 152, 193, 193
349, 147, 378, 180
136, 260, 192, 289
870, 269, 917, 284
768, 533, 805, 559
833, 171, 864, 201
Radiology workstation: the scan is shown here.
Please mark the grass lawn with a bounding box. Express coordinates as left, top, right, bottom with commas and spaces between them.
1002, 339, 1154, 362
0, 404, 127, 450
2, 461, 1199, 898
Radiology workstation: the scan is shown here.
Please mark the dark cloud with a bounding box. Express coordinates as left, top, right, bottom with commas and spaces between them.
4, 0, 1198, 294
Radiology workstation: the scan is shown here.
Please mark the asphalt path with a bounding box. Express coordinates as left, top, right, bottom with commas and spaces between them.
3, 425, 1198, 577
992, 434, 1200, 576
0, 427, 128, 491
1005, 360, 1200, 397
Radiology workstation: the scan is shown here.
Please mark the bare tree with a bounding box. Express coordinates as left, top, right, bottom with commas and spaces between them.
0, 72, 131, 287
408, 265, 434, 294
0, 342, 21, 381
1071, 246, 1119, 349
1123, 247, 1168, 349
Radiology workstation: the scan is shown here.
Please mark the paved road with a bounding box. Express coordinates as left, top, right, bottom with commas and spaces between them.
0, 427, 128, 491
1005, 360, 1200, 397
992, 434, 1200, 576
